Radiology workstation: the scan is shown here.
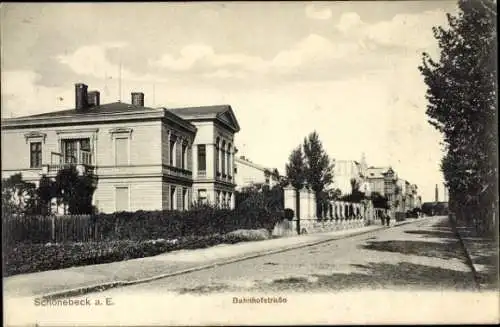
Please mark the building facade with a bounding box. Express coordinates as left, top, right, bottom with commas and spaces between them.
332, 154, 371, 197
1, 83, 240, 213
366, 166, 397, 199
234, 156, 281, 191
168, 105, 240, 208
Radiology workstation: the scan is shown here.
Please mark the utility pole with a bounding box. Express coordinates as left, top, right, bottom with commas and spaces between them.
118, 59, 122, 102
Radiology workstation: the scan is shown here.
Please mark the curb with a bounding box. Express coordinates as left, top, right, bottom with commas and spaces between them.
40, 218, 423, 300
41, 225, 388, 300
448, 215, 482, 291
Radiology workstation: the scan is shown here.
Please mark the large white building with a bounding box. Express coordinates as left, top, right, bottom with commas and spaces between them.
1, 82, 241, 212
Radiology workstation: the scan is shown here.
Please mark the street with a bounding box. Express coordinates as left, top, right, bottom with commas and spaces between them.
6, 216, 498, 327
91, 216, 476, 295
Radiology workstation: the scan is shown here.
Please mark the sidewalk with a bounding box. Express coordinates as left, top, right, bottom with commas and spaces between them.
451, 218, 499, 290
3, 219, 418, 299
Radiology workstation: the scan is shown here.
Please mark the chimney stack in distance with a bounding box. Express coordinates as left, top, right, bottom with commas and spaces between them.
87, 91, 100, 107
131, 92, 144, 106
75, 83, 88, 111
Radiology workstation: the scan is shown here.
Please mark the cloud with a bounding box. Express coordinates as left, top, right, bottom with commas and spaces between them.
56, 42, 129, 78
336, 10, 448, 50
336, 12, 363, 33
1, 70, 74, 118
150, 33, 364, 79
305, 4, 332, 20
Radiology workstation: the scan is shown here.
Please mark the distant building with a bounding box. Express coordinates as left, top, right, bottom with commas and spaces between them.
332, 153, 371, 197
366, 166, 398, 201
234, 156, 282, 191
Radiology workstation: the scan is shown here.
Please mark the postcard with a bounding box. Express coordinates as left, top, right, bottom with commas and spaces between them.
2, 1, 498, 326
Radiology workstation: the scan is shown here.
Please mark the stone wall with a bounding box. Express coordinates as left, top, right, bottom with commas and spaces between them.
273, 184, 388, 236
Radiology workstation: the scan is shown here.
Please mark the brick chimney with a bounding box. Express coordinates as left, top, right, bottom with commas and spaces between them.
75, 83, 88, 111
131, 92, 144, 106
87, 91, 100, 107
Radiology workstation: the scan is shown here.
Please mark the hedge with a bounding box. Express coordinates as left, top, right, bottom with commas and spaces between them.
2, 230, 273, 277
3, 206, 284, 245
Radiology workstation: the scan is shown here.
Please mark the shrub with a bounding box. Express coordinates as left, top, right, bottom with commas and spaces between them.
3, 205, 283, 246
3, 228, 274, 277
284, 208, 294, 220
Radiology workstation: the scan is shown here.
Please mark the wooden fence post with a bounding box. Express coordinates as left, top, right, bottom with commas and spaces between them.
51, 215, 56, 242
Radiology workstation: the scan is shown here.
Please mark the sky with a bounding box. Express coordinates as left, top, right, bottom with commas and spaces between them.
1, 1, 459, 202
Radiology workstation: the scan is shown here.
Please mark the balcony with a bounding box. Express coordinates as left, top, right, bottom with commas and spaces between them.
164, 165, 192, 179
42, 151, 95, 176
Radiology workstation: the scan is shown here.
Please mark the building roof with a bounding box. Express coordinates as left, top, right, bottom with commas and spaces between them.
1, 101, 197, 133
11, 102, 158, 119
366, 167, 390, 178
168, 104, 241, 132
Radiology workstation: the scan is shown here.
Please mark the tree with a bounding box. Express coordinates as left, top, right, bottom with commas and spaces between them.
419, 0, 497, 234
235, 184, 283, 213
371, 192, 389, 210
303, 131, 334, 217
37, 175, 56, 215
303, 131, 334, 196
285, 145, 307, 232
329, 188, 342, 200
2, 174, 37, 215
285, 145, 306, 190
54, 167, 97, 214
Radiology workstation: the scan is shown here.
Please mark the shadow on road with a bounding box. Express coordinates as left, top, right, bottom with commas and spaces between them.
361, 219, 466, 261
361, 240, 464, 261
174, 260, 478, 294
262, 262, 475, 292
404, 230, 456, 239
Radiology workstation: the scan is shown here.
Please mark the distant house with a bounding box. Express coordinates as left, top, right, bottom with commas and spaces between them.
1, 82, 241, 213
333, 154, 371, 197
234, 156, 282, 191
366, 166, 398, 201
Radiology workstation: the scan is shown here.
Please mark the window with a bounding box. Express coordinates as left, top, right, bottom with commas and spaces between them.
198, 189, 207, 204
115, 187, 129, 212
63, 140, 78, 164
181, 143, 187, 169
215, 137, 220, 174
115, 137, 129, 166
227, 144, 231, 176
62, 138, 91, 164
221, 141, 226, 175
182, 188, 188, 210
30, 142, 42, 168
169, 139, 176, 166
197, 145, 206, 174
170, 186, 176, 210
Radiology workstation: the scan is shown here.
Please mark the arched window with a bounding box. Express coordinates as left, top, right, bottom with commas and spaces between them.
215, 137, 221, 175
221, 140, 226, 176
227, 142, 232, 178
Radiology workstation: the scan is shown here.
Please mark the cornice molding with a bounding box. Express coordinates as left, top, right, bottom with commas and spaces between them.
24, 131, 47, 144
109, 127, 133, 139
